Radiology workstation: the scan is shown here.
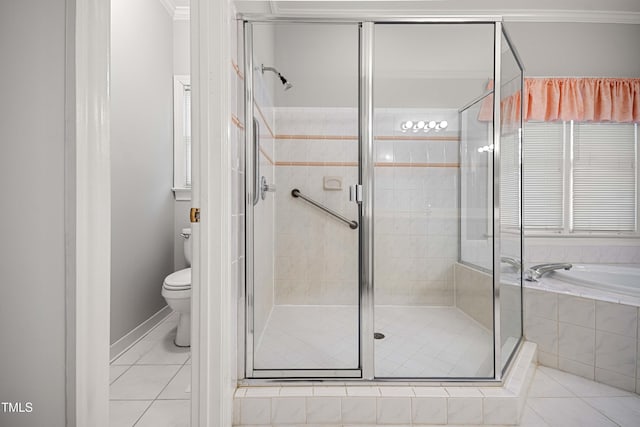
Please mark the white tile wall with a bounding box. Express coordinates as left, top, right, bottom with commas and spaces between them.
271, 107, 460, 307
411, 396, 447, 424
306, 397, 342, 424
596, 300, 638, 337
251, 76, 277, 344
271, 397, 306, 424
235, 342, 537, 426
453, 263, 493, 330
559, 323, 596, 365
376, 397, 412, 424
341, 397, 377, 424
232, 22, 245, 387
524, 287, 640, 394
524, 239, 640, 265
240, 398, 271, 425
558, 295, 595, 328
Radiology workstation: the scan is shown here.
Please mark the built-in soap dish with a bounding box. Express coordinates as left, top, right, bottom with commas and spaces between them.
323, 176, 343, 191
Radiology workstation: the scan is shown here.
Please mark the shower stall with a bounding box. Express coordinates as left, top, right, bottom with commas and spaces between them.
241, 16, 524, 382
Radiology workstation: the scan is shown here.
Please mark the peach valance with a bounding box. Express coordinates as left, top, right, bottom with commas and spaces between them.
479, 78, 640, 123
526, 78, 640, 123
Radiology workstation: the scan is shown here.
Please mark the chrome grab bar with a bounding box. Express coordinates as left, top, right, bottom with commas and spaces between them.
252, 118, 260, 206
291, 188, 358, 230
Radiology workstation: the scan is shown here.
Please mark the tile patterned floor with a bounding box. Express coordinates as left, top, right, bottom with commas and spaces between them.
254, 305, 493, 377
375, 306, 493, 378
521, 366, 640, 427
111, 310, 640, 426
109, 312, 191, 427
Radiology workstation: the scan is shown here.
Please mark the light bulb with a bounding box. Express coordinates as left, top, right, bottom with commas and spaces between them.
440, 120, 448, 129
428, 121, 437, 129
416, 121, 425, 129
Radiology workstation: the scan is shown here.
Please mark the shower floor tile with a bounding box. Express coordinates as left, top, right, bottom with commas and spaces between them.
376, 306, 493, 378
253, 305, 493, 377
254, 305, 360, 370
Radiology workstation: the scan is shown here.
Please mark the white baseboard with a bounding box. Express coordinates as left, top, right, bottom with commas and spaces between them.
109, 305, 173, 362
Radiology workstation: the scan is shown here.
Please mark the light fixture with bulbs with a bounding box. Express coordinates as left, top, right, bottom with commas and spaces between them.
477, 144, 495, 153
400, 120, 448, 133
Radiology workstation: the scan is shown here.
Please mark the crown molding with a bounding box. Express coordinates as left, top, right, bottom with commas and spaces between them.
158, 0, 190, 20
267, 3, 640, 25
158, 0, 176, 17
500, 9, 640, 25
174, 6, 190, 21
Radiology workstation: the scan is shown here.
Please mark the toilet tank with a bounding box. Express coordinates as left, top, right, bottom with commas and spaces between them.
181, 228, 192, 265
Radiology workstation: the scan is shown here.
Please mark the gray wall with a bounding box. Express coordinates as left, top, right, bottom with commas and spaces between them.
174, 202, 191, 270
270, 22, 640, 108
173, 19, 192, 271
173, 19, 192, 270
173, 20, 191, 76
507, 22, 640, 76
110, 0, 175, 344
0, 1, 67, 426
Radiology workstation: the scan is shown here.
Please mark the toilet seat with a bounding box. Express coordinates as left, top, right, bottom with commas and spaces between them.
163, 267, 191, 291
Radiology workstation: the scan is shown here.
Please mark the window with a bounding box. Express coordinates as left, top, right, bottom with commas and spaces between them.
523, 122, 565, 230
524, 121, 638, 234
173, 75, 191, 197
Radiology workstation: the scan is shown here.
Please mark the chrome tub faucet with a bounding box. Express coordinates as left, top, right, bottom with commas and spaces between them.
525, 263, 573, 282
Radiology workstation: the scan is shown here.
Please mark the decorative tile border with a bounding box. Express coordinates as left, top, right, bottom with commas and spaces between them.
233, 342, 537, 426
274, 134, 460, 142
273, 161, 459, 168
231, 114, 244, 130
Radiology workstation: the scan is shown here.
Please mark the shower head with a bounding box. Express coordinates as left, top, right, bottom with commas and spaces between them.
261, 64, 293, 91
280, 75, 293, 91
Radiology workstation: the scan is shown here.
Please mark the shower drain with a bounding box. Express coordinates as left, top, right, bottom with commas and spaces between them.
374, 332, 385, 339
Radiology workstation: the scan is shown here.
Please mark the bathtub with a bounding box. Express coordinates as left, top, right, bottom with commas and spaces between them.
523, 263, 640, 393
547, 264, 640, 298
523, 263, 640, 307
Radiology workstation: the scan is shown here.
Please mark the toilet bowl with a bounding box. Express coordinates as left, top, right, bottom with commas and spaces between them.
162, 228, 191, 347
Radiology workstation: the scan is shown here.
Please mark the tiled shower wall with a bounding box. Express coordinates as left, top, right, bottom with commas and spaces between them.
274, 108, 359, 305
252, 73, 277, 341
231, 18, 278, 360
231, 19, 245, 379
374, 108, 459, 305
273, 107, 461, 306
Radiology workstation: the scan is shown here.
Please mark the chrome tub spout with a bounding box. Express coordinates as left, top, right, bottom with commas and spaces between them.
525, 263, 573, 282
501, 256, 522, 272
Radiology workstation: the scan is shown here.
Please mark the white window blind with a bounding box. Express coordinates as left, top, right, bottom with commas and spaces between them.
173, 75, 191, 192
573, 123, 636, 231
184, 86, 192, 187
523, 122, 564, 229
500, 131, 521, 229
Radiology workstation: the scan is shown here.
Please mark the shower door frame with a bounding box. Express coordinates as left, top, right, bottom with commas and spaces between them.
242, 15, 524, 382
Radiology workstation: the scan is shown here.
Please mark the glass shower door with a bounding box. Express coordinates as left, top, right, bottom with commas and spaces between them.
497, 27, 524, 372
245, 22, 362, 377
372, 23, 496, 378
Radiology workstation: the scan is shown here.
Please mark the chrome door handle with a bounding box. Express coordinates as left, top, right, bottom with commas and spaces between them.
252, 118, 260, 206
349, 184, 363, 203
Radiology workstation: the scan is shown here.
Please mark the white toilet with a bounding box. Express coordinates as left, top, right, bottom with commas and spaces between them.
162, 228, 192, 347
